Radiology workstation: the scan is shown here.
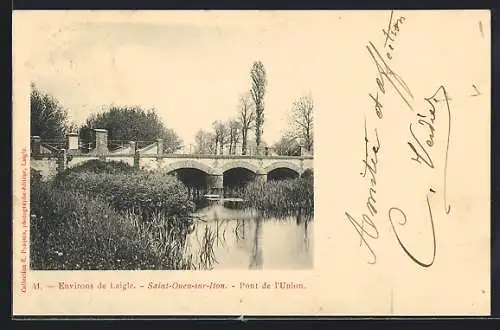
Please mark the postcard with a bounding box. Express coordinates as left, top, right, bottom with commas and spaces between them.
12, 10, 490, 316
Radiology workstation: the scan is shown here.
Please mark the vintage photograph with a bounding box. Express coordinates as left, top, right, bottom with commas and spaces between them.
29, 19, 314, 271
13, 10, 491, 316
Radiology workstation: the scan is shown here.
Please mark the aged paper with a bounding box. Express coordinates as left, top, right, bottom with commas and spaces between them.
12, 10, 490, 316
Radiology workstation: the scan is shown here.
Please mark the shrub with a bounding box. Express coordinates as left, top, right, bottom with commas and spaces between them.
242, 177, 314, 218
30, 173, 193, 270
62, 159, 135, 174
53, 171, 195, 222
301, 168, 314, 180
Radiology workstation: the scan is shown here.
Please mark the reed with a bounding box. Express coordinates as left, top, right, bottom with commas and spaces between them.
242, 177, 314, 218
30, 168, 193, 270
53, 170, 196, 222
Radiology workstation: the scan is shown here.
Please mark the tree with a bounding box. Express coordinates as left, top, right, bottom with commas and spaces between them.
163, 128, 183, 153
272, 132, 301, 156
290, 94, 314, 152
80, 105, 183, 153
238, 92, 255, 155
212, 120, 228, 155
250, 61, 267, 151
194, 129, 216, 155
30, 83, 72, 140
227, 119, 242, 155
246, 138, 268, 156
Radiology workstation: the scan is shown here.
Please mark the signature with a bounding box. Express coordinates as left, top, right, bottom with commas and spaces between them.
366, 11, 410, 119
346, 11, 452, 267
345, 118, 381, 264
407, 86, 452, 215
388, 191, 437, 268
386, 86, 451, 268
408, 99, 437, 169
383, 11, 406, 59
367, 38, 414, 117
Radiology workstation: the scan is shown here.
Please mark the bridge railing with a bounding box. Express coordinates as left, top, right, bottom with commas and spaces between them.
30, 132, 313, 159
30, 136, 65, 158
176, 145, 310, 157
106, 140, 156, 155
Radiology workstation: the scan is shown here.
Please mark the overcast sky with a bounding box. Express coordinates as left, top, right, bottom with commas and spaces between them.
26, 13, 324, 146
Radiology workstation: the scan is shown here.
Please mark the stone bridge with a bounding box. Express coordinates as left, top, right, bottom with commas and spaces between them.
138, 155, 311, 176
66, 153, 313, 190
31, 129, 313, 190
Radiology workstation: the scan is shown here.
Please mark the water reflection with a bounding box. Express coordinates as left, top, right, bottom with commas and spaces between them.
249, 216, 263, 269
186, 202, 313, 270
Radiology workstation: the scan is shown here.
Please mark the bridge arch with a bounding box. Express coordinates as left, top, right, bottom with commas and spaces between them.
163, 159, 217, 175
220, 160, 264, 175
264, 161, 301, 175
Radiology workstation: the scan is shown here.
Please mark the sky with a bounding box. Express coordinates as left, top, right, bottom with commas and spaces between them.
26, 13, 324, 146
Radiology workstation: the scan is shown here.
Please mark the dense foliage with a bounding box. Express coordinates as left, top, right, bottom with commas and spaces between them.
54, 171, 195, 221
79, 106, 182, 153
63, 159, 135, 174
30, 83, 74, 140
242, 176, 314, 218
30, 166, 195, 270
271, 133, 301, 156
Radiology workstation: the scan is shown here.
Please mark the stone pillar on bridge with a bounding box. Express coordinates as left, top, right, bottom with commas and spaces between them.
156, 138, 164, 169
130, 141, 140, 169
133, 150, 140, 169
66, 133, 79, 152
94, 128, 108, 160
129, 141, 136, 154
156, 139, 163, 156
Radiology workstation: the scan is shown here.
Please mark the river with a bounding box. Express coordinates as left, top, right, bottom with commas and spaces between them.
184, 201, 313, 270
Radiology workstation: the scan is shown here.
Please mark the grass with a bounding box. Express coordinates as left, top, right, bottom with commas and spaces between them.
242, 176, 314, 219
53, 170, 196, 221
30, 165, 196, 270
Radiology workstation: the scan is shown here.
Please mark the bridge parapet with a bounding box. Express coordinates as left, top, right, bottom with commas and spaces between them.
31, 129, 313, 159
30, 129, 313, 179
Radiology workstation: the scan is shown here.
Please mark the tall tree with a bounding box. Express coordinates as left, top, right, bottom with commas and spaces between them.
291, 94, 314, 152
250, 61, 267, 151
212, 120, 228, 155
194, 129, 216, 155
238, 91, 255, 155
30, 83, 72, 140
227, 119, 242, 155
80, 105, 183, 152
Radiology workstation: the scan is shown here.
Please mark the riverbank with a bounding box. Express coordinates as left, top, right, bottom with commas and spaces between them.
30, 162, 195, 270
29, 160, 314, 270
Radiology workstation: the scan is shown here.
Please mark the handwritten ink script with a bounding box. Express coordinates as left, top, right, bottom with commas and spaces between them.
345, 11, 453, 268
